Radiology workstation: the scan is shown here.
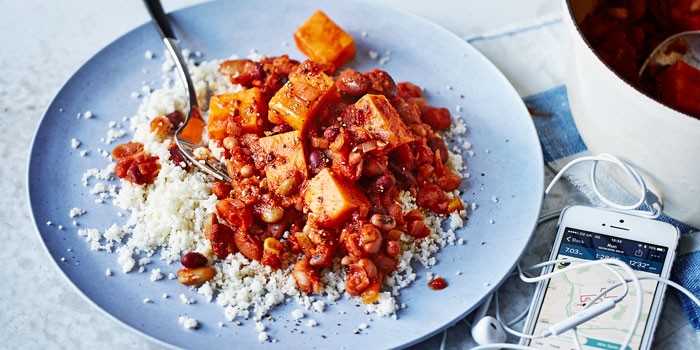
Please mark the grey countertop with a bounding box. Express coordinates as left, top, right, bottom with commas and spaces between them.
1, 0, 696, 348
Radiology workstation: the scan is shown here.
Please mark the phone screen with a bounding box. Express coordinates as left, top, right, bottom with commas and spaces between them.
528, 227, 669, 350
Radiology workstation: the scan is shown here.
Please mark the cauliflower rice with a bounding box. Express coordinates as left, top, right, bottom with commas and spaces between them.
76, 50, 470, 332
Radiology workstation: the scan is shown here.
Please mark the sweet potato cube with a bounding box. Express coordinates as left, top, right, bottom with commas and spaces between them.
255, 130, 307, 194
268, 61, 337, 131
237, 88, 267, 133
294, 10, 355, 71
354, 94, 415, 150
179, 111, 205, 145
208, 87, 267, 140
207, 107, 229, 141
303, 168, 370, 228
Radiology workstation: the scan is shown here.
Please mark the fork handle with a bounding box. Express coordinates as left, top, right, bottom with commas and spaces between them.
142, 0, 230, 182
143, 0, 176, 39
143, 0, 199, 117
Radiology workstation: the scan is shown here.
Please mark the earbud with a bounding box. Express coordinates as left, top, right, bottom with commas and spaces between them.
470, 294, 506, 346
471, 316, 507, 345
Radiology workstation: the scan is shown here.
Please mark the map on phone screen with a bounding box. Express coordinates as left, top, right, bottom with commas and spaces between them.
529, 227, 668, 350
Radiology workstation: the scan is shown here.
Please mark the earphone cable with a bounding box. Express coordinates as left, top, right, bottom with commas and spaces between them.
545, 154, 662, 219
493, 291, 546, 340
441, 154, 692, 349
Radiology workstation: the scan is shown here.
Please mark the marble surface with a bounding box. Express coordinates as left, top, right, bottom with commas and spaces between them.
1, 0, 696, 349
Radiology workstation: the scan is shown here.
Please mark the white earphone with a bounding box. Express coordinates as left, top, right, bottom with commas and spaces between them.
471, 316, 506, 346
439, 154, 700, 350
470, 295, 506, 346
466, 257, 700, 350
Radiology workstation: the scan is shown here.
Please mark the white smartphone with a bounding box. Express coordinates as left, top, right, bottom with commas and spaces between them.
521, 205, 680, 350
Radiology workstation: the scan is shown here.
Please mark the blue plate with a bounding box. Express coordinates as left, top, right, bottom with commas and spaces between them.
28, 0, 543, 348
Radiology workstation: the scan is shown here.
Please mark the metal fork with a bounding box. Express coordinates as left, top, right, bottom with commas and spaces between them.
143, 0, 232, 183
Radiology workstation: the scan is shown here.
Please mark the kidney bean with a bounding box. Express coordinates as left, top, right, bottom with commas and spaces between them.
166, 110, 184, 128
209, 223, 237, 259
323, 126, 340, 141
427, 137, 449, 164
308, 149, 328, 176
389, 163, 416, 189
397, 81, 423, 99
181, 252, 208, 269
413, 141, 434, 165
368, 173, 396, 194
365, 69, 398, 98
168, 143, 189, 170
233, 229, 262, 261
389, 144, 415, 169
266, 220, 288, 239
393, 97, 422, 125
336, 69, 370, 96
362, 155, 388, 177
421, 106, 451, 131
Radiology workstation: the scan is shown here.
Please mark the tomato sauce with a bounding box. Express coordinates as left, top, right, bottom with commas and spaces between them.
428, 276, 448, 290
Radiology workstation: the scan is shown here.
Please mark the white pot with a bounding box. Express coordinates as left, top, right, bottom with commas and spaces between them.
563, 0, 700, 227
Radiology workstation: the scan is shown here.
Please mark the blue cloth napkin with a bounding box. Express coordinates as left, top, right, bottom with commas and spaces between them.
465, 17, 700, 331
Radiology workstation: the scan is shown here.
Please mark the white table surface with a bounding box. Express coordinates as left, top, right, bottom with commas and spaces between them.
1, 0, 696, 348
